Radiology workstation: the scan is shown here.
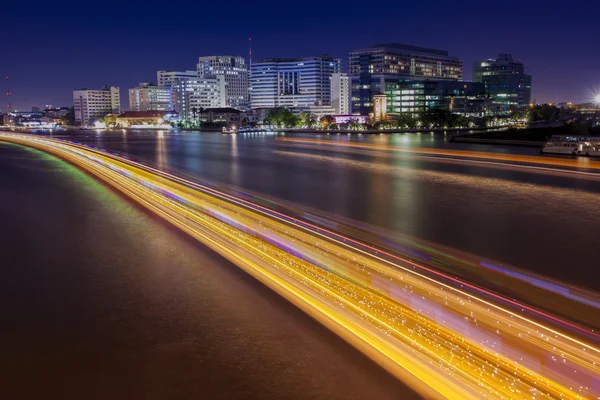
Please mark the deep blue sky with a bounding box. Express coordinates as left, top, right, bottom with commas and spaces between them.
2, 0, 599, 111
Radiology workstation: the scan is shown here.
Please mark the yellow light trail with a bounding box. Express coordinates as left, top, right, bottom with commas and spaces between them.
277, 137, 600, 170
2, 133, 599, 400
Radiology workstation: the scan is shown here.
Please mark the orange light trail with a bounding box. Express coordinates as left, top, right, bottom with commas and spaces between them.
277, 137, 600, 170
2, 133, 599, 400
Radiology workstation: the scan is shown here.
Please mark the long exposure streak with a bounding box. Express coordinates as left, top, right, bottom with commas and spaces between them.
276, 137, 600, 171
2, 133, 599, 400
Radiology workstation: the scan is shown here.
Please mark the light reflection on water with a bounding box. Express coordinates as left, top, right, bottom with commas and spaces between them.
0, 141, 419, 400
54, 129, 600, 290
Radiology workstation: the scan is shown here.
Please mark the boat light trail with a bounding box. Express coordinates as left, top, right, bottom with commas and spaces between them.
2, 132, 599, 400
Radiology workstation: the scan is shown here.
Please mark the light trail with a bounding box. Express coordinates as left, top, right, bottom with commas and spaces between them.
277, 137, 600, 171
80, 143, 600, 338
277, 141, 600, 180
2, 132, 600, 400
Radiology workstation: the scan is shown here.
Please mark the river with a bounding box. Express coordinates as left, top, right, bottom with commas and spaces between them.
61, 129, 600, 289
0, 142, 419, 399
3, 128, 600, 398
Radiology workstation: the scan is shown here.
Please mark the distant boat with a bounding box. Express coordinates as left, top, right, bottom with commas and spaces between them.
221, 126, 238, 134
542, 135, 600, 157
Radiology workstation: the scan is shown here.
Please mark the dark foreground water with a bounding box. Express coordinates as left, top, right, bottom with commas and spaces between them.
0, 143, 418, 399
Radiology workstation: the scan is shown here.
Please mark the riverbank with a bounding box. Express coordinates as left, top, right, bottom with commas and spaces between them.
242, 125, 509, 134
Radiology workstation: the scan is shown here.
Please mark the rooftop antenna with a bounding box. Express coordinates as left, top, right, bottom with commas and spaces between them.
248, 37, 252, 68
6, 76, 13, 112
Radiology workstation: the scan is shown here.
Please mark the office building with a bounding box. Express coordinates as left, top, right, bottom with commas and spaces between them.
383, 79, 487, 117
197, 56, 249, 108
157, 70, 198, 87
172, 75, 226, 120
73, 86, 120, 126
351, 75, 487, 117
349, 43, 463, 79
129, 83, 173, 111
330, 73, 350, 115
250, 56, 341, 109
472, 53, 532, 112
349, 43, 463, 115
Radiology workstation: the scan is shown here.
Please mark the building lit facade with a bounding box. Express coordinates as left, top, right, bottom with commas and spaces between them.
197, 56, 249, 108
250, 57, 341, 109
330, 73, 350, 115
349, 43, 463, 115
129, 83, 173, 111
472, 53, 532, 112
349, 43, 463, 79
171, 75, 226, 120
383, 79, 488, 116
156, 70, 198, 87
73, 86, 120, 126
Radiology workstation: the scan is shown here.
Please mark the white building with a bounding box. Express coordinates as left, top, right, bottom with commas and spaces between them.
172, 75, 226, 120
197, 56, 249, 109
73, 86, 120, 126
250, 57, 341, 109
330, 73, 350, 115
156, 70, 197, 87
129, 83, 173, 111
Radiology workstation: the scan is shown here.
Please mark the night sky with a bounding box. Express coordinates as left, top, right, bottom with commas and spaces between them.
2, 0, 599, 111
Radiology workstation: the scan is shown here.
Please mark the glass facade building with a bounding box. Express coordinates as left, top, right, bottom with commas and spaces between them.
349, 43, 463, 78
472, 54, 532, 112
381, 79, 487, 116
250, 57, 341, 109
349, 43, 463, 115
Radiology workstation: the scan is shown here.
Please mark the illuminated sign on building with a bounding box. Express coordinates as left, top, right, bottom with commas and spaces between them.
373, 94, 387, 121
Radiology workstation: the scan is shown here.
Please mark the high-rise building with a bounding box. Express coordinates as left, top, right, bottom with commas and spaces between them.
129, 83, 173, 111
330, 73, 350, 115
171, 75, 226, 120
157, 70, 198, 87
197, 56, 249, 108
250, 56, 341, 109
472, 54, 532, 112
349, 43, 463, 79
73, 86, 120, 126
349, 43, 463, 115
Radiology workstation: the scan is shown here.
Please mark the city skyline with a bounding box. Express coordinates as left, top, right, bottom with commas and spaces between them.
2, 0, 599, 110
3, 2, 600, 399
